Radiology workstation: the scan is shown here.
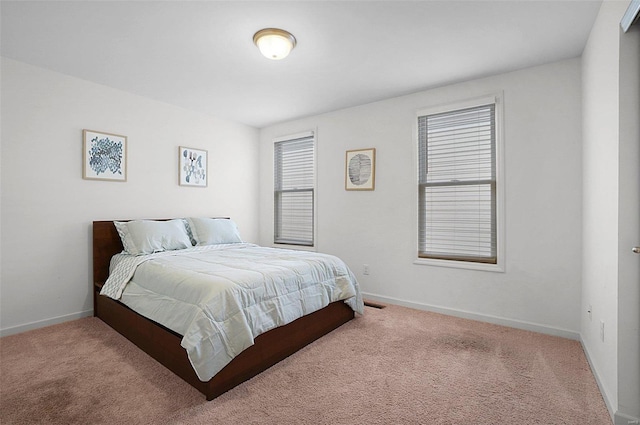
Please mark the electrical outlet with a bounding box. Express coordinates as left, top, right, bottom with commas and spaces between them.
363, 264, 370, 275
600, 320, 605, 342
588, 304, 592, 321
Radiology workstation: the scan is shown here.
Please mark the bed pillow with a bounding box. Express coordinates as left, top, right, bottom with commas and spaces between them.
186, 217, 243, 245
114, 219, 193, 255
182, 218, 197, 246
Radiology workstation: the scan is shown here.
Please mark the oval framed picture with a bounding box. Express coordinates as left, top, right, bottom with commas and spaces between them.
345, 148, 376, 191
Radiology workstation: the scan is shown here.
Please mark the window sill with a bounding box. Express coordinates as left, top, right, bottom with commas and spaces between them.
413, 257, 505, 273
272, 243, 317, 252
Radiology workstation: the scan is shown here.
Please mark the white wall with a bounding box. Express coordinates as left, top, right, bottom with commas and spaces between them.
259, 58, 584, 337
617, 19, 640, 422
0, 58, 260, 335
581, 1, 623, 414
581, 1, 640, 422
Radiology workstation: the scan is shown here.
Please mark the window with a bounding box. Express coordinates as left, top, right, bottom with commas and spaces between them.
417, 95, 503, 268
274, 132, 315, 246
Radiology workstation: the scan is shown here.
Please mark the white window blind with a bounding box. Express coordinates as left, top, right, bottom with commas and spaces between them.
418, 103, 497, 264
274, 134, 315, 246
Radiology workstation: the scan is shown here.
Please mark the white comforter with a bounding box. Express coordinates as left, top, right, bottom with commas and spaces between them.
100, 243, 363, 381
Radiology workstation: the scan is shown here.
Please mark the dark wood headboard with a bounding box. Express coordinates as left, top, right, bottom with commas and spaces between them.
92, 218, 230, 284
92, 220, 125, 284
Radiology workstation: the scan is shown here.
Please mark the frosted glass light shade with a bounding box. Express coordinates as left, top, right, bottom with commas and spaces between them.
253, 28, 297, 60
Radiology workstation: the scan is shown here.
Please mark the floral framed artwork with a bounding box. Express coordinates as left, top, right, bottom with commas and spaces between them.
345, 148, 376, 190
179, 146, 208, 187
83, 129, 127, 181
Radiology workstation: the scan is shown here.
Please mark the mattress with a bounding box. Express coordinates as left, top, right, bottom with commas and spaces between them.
100, 243, 363, 381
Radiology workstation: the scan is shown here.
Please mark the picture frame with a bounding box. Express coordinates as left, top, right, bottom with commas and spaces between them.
83, 129, 127, 181
345, 148, 376, 190
179, 146, 208, 187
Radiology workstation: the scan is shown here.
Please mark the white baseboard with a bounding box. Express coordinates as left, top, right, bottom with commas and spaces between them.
580, 338, 639, 425
580, 337, 616, 423
615, 412, 640, 425
361, 292, 580, 340
0, 309, 93, 337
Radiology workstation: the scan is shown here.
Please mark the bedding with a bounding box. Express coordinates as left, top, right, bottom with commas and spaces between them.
186, 217, 243, 245
100, 243, 363, 382
114, 219, 192, 255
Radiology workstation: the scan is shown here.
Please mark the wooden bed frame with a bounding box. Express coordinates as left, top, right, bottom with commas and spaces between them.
92, 219, 355, 400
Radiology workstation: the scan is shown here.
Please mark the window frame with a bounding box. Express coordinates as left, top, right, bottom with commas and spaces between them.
272, 131, 317, 250
414, 94, 505, 272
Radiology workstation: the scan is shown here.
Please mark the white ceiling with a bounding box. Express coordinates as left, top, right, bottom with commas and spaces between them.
1, 1, 602, 128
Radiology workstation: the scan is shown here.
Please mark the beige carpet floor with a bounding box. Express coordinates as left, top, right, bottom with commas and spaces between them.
0, 304, 611, 424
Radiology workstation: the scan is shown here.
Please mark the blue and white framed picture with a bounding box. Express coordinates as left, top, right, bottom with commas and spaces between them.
83, 129, 127, 182
179, 146, 208, 187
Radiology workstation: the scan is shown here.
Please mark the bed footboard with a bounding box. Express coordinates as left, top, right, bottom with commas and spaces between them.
94, 282, 354, 400
92, 219, 355, 400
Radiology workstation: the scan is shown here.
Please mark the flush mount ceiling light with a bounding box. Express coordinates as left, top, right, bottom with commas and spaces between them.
253, 28, 297, 60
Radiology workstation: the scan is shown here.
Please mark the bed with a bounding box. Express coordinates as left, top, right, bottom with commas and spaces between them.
93, 218, 363, 400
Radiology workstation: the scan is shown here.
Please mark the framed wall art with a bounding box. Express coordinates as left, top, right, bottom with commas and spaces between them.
345, 148, 376, 191
179, 146, 208, 187
83, 129, 127, 182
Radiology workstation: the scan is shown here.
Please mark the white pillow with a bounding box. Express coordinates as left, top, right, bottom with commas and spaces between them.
186, 217, 243, 245
114, 219, 192, 255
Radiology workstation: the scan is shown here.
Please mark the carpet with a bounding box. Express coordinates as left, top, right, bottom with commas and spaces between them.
0, 304, 611, 424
